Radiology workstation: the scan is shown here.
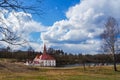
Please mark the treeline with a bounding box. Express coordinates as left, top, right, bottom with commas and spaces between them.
0, 47, 37, 61
47, 48, 120, 66
0, 47, 120, 66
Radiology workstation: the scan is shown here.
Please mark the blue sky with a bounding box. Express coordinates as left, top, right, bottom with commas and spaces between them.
33, 0, 80, 26
0, 0, 120, 54
30, 0, 80, 45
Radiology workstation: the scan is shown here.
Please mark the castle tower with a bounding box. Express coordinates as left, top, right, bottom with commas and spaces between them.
43, 44, 47, 54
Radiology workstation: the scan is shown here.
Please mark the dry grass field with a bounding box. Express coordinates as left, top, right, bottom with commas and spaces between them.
0, 59, 120, 80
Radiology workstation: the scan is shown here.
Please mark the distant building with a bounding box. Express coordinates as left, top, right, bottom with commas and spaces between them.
32, 44, 56, 67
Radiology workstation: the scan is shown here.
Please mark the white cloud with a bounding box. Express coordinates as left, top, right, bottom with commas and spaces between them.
0, 10, 47, 51
41, 0, 120, 54
1, 0, 120, 54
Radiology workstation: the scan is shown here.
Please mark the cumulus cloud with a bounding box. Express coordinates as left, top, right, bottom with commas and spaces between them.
0, 10, 47, 51
1, 0, 120, 53
41, 0, 120, 54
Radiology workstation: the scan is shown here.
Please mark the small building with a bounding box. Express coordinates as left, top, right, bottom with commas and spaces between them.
33, 44, 56, 67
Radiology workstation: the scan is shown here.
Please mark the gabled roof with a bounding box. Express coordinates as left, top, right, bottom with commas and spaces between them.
34, 44, 55, 60
40, 53, 55, 60
34, 54, 55, 60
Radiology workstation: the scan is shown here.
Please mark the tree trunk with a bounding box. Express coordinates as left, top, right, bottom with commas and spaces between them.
113, 53, 117, 71
112, 46, 117, 71
83, 62, 86, 70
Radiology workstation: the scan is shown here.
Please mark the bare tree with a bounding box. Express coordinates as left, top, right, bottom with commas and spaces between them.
101, 17, 120, 71
0, 0, 42, 14
0, 0, 42, 45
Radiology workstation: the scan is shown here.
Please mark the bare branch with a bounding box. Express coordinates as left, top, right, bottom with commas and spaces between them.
101, 17, 120, 71
0, 0, 42, 46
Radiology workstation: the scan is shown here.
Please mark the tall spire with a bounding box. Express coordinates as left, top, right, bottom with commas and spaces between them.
43, 44, 47, 54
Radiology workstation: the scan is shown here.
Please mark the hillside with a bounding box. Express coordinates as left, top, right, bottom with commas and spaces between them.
0, 59, 37, 73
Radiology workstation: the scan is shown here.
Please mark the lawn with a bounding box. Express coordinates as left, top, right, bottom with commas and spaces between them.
0, 64, 120, 80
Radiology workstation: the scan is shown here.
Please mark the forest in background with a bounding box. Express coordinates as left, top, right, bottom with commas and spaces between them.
0, 46, 120, 67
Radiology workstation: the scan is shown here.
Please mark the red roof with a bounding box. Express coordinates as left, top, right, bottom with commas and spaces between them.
35, 54, 55, 60
34, 44, 55, 60
40, 54, 55, 60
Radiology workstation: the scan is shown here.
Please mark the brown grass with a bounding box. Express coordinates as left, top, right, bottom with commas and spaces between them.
0, 59, 120, 80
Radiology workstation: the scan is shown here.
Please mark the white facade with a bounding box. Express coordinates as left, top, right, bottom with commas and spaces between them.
33, 59, 56, 67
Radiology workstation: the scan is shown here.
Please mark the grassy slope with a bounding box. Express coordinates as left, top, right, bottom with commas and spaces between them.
0, 59, 120, 80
